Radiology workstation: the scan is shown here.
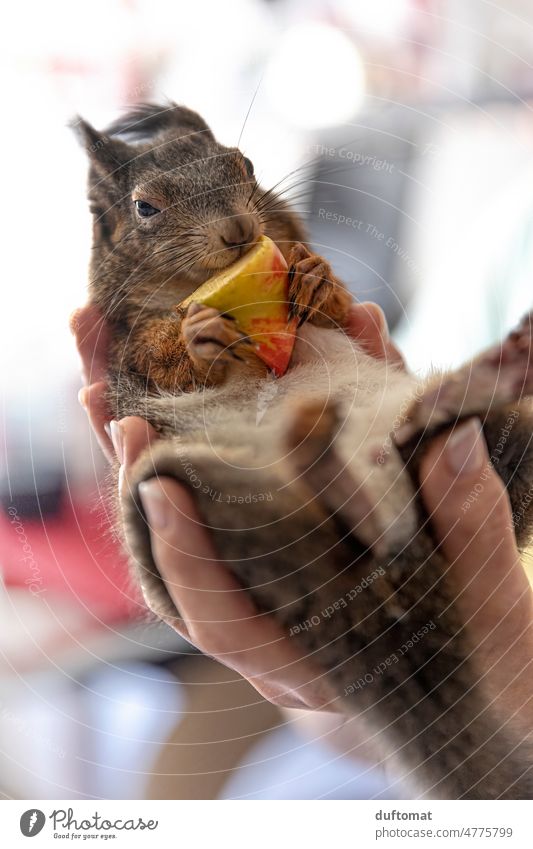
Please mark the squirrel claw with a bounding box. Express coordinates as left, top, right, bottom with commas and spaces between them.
181, 304, 258, 373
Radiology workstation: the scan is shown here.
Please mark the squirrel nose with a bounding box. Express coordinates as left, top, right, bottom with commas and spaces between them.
219, 214, 258, 252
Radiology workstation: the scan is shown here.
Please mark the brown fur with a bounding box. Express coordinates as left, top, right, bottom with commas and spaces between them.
75, 102, 533, 799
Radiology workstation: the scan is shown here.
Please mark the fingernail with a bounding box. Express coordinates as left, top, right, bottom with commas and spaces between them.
78, 387, 88, 409
139, 480, 168, 530
446, 418, 486, 476
118, 464, 125, 496
109, 420, 124, 465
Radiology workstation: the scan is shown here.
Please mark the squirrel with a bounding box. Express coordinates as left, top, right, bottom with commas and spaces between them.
73, 102, 350, 393
75, 102, 533, 799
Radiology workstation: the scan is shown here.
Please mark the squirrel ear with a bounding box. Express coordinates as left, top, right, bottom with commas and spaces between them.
70, 116, 133, 178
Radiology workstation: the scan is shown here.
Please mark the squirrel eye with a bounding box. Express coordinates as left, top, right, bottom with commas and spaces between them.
243, 157, 254, 178
135, 200, 160, 217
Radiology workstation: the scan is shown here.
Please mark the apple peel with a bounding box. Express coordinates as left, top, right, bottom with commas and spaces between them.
181, 235, 297, 376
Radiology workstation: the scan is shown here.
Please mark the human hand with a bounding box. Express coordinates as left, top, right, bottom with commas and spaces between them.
419, 419, 533, 729
70, 303, 114, 460
72, 300, 400, 710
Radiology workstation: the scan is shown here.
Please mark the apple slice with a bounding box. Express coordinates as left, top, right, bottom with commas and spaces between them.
181, 235, 297, 376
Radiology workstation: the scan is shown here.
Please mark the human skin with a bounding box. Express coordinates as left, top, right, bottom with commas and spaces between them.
72, 303, 533, 724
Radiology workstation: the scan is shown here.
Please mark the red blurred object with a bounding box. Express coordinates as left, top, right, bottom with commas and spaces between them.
0, 497, 140, 622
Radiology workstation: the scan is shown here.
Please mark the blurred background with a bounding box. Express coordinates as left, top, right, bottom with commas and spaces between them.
1, 0, 533, 800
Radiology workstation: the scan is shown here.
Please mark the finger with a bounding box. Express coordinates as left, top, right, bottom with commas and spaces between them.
118, 417, 159, 515
138, 476, 338, 710
119, 416, 159, 471
78, 381, 113, 461
419, 419, 530, 633
114, 417, 191, 638
70, 304, 110, 383
346, 302, 405, 367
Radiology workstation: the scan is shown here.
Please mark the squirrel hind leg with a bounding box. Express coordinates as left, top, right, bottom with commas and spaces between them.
396, 309, 533, 446
284, 398, 417, 557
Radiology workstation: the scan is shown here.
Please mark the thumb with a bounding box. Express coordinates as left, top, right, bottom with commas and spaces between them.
419, 418, 526, 627
345, 302, 405, 367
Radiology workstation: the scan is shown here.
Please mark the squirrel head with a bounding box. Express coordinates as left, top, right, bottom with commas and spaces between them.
73, 102, 306, 307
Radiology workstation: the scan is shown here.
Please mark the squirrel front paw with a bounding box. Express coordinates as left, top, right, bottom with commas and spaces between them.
181, 302, 257, 378
287, 243, 352, 328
